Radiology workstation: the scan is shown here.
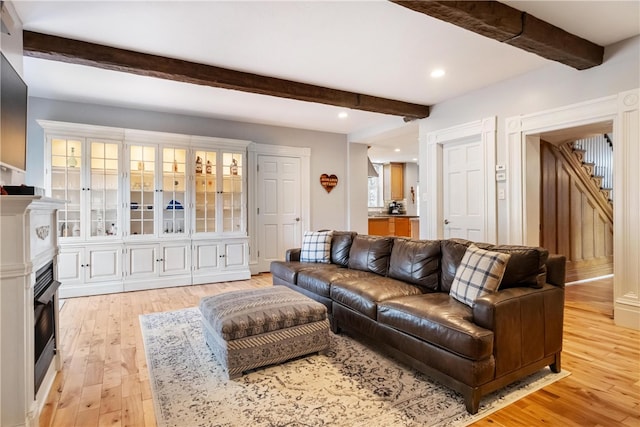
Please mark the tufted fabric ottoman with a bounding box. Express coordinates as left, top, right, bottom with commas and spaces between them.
199, 286, 330, 379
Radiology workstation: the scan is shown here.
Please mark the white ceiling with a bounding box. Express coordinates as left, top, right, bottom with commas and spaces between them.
12, 1, 640, 164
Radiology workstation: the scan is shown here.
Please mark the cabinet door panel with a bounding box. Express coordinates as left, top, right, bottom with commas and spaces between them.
87, 247, 121, 281
128, 245, 157, 277
161, 244, 189, 275
224, 242, 246, 268
57, 250, 82, 282
194, 243, 219, 271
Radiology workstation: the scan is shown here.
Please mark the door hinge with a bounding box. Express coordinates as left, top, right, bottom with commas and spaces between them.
257, 207, 260, 214
257, 164, 259, 172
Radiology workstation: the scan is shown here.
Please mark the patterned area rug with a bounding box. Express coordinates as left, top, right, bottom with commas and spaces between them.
140, 307, 569, 427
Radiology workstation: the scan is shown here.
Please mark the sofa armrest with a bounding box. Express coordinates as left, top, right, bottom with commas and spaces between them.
546, 254, 567, 287
286, 248, 301, 262
473, 284, 564, 377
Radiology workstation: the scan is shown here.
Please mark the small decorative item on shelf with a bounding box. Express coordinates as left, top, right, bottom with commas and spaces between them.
72, 222, 80, 237
68, 147, 77, 168
196, 156, 203, 174
173, 159, 179, 173
131, 202, 139, 210
206, 160, 212, 174
109, 223, 117, 235
166, 200, 184, 210
230, 158, 238, 176
97, 215, 105, 236
60, 222, 68, 237
137, 161, 143, 171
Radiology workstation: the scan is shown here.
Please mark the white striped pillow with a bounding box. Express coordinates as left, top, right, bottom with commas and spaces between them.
450, 244, 511, 307
300, 231, 333, 263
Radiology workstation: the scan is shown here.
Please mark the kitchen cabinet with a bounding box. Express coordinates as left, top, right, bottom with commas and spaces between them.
383, 162, 405, 201
393, 217, 411, 237
41, 120, 251, 298
368, 217, 390, 236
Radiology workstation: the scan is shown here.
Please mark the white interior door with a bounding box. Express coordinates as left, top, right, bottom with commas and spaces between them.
257, 155, 302, 271
443, 139, 485, 241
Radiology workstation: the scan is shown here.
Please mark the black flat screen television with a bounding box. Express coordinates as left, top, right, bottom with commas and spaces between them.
1, 51, 28, 172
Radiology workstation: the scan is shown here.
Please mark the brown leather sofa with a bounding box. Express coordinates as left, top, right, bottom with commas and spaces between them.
270, 232, 566, 414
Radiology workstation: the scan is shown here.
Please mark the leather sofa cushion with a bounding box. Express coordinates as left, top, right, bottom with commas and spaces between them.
330, 275, 423, 319
331, 231, 357, 266
378, 293, 494, 361
297, 267, 367, 297
348, 235, 394, 276
388, 239, 440, 291
440, 239, 471, 293
474, 243, 549, 289
270, 261, 338, 284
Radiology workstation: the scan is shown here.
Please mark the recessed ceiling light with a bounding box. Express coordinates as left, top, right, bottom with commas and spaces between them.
430, 69, 446, 78
412, 158, 418, 161
338, 111, 348, 119
394, 148, 401, 152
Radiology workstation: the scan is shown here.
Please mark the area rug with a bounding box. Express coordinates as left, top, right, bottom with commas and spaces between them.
140, 307, 570, 427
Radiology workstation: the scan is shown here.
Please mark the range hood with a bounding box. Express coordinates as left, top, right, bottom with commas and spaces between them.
367, 157, 378, 177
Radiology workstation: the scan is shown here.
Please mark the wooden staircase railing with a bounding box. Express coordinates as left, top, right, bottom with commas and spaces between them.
558, 142, 613, 224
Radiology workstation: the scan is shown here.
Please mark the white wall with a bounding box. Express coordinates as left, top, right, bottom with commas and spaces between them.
26, 97, 350, 232
348, 142, 368, 234
0, 1, 23, 75
419, 35, 640, 243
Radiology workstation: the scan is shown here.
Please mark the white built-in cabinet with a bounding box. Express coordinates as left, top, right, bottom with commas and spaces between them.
41, 120, 251, 298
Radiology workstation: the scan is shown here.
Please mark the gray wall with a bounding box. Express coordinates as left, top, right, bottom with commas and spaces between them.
26, 97, 350, 232
419, 35, 640, 243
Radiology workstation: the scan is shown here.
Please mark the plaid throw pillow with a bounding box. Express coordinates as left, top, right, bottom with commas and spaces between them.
300, 231, 333, 263
449, 244, 511, 307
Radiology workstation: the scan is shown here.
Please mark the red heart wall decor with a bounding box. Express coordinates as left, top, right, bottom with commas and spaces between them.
320, 174, 338, 193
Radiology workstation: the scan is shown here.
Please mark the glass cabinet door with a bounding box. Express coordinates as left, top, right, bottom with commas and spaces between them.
162, 147, 187, 235
194, 150, 217, 233
51, 138, 83, 238
90, 141, 119, 238
129, 145, 156, 236
222, 152, 244, 232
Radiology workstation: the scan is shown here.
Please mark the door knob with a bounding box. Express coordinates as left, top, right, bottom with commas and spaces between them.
444, 219, 450, 225
295, 217, 300, 222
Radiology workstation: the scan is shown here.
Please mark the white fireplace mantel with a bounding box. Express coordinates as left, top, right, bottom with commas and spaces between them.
1, 195, 64, 427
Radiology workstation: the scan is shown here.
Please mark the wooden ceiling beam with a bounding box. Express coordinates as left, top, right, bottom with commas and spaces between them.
392, 1, 604, 70
23, 30, 430, 120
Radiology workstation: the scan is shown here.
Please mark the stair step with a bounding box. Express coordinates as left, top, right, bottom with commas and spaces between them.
582, 163, 595, 175
572, 149, 586, 162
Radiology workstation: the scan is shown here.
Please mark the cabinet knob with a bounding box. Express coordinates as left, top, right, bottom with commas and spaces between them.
444, 219, 450, 225
295, 217, 300, 222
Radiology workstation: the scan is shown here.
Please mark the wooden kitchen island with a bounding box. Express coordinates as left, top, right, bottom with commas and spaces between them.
368, 215, 418, 238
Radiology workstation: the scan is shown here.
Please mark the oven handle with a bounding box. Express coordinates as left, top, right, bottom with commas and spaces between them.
35, 280, 62, 305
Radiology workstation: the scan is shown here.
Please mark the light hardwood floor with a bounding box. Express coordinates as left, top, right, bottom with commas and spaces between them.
40, 275, 638, 427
